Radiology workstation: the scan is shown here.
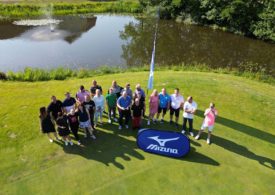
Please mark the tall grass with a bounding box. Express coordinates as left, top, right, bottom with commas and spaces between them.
1, 64, 274, 84
0, 1, 142, 18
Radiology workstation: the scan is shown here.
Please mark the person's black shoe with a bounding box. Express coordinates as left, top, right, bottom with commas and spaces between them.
169, 120, 173, 124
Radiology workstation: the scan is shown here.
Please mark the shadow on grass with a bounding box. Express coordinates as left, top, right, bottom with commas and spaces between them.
212, 135, 275, 170
55, 130, 144, 170
196, 110, 275, 144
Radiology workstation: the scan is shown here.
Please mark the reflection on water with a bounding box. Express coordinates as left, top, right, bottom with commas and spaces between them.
120, 18, 275, 75
0, 15, 274, 75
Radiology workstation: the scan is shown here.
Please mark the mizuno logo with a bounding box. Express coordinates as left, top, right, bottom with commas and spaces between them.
148, 136, 179, 147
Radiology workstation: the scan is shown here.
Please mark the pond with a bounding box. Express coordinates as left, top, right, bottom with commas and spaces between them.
0, 14, 274, 76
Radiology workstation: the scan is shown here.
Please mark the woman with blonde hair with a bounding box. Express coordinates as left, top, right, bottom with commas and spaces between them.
148, 89, 159, 125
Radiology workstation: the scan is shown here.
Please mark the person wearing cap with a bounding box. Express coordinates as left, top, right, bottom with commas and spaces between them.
47, 95, 63, 121
195, 103, 218, 144
156, 88, 171, 123
181, 96, 197, 137
62, 92, 76, 114
170, 88, 184, 127
106, 88, 117, 123
90, 80, 103, 97
117, 91, 132, 130
121, 83, 133, 100
76, 85, 90, 103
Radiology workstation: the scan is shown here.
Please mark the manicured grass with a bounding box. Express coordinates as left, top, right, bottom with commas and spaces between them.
0, 71, 274, 194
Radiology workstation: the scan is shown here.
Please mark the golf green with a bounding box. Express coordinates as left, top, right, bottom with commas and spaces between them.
0, 71, 274, 194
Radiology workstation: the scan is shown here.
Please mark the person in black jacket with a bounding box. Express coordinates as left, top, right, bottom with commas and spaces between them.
39, 107, 59, 143
47, 96, 62, 120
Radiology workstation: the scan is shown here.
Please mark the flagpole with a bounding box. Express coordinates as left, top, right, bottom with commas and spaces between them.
147, 7, 159, 94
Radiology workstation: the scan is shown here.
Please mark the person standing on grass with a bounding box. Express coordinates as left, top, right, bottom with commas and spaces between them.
93, 89, 105, 126
90, 80, 103, 97
62, 92, 76, 114
111, 80, 123, 99
181, 96, 197, 137
77, 103, 96, 139
134, 84, 146, 117
117, 91, 132, 130
195, 103, 218, 144
170, 88, 184, 127
148, 89, 159, 125
76, 85, 90, 103
131, 98, 143, 129
121, 83, 133, 100
56, 112, 73, 146
156, 88, 171, 123
106, 88, 117, 123
39, 107, 60, 143
83, 95, 96, 130
67, 108, 81, 145
47, 96, 63, 120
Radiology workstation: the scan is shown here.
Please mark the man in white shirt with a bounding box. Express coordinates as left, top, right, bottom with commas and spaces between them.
182, 96, 197, 137
170, 88, 184, 127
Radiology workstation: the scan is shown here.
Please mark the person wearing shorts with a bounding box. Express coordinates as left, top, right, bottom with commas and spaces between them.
77, 103, 96, 139
156, 88, 171, 123
56, 112, 73, 146
195, 103, 218, 144
170, 88, 184, 127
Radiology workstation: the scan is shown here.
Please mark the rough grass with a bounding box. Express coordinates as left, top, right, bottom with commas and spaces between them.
0, 71, 275, 194
0, 0, 142, 18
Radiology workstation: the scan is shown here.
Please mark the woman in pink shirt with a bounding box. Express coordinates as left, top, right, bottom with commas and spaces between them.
195, 103, 218, 144
147, 89, 159, 125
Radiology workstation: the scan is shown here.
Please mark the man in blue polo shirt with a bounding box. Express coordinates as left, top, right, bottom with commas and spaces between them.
156, 88, 171, 123
117, 91, 132, 130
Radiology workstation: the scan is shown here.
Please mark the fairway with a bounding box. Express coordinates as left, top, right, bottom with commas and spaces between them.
0, 71, 274, 194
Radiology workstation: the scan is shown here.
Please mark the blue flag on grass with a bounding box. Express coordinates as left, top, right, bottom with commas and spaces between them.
147, 23, 158, 90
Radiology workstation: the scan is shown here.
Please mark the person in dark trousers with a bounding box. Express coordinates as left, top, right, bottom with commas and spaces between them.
117, 91, 132, 130
106, 88, 117, 123
47, 96, 63, 120
131, 98, 143, 129
39, 107, 59, 143
181, 96, 198, 137
67, 108, 81, 145
56, 112, 74, 146
83, 95, 96, 130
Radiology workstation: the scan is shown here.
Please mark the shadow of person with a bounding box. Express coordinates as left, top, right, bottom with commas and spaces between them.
196, 110, 275, 144
212, 135, 275, 169
182, 146, 220, 166
54, 130, 145, 170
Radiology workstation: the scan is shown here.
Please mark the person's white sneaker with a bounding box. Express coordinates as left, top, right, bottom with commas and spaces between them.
77, 141, 81, 145
91, 135, 96, 140
118, 125, 122, 130
147, 120, 150, 126
195, 135, 200, 140
114, 118, 118, 122
181, 130, 186, 134
125, 125, 129, 129
108, 119, 112, 124
190, 132, 194, 137
65, 141, 68, 146
49, 139, 53, 143
70, 141, 74, 146
207, 138, 210, 145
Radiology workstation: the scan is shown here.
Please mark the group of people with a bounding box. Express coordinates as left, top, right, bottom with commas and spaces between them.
39, 80, 218, 146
